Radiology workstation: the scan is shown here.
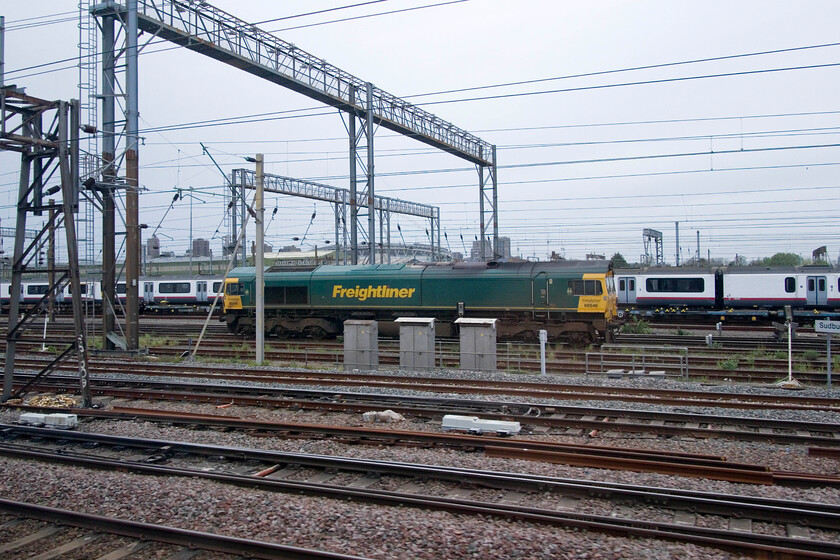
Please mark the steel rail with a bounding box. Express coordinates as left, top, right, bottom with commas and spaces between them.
0, 499, 369, 559
1, 431, 839, 558
3, 425, 838, 523
8, 373, 840, 448
9, 355, 840, 411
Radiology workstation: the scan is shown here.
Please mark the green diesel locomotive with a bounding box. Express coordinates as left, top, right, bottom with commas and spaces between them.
223, 261, 618, 343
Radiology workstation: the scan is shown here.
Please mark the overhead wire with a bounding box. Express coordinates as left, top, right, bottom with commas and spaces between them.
5, 6, 840, 259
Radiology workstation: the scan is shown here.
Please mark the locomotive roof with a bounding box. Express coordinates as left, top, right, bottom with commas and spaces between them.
228, 260, 612, 280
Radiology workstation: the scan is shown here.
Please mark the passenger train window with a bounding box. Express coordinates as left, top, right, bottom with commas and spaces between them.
820, 278, 826, 291
158, 282, 190, 294
784, 277, 795, 293
26, 285, 49, 295
212, 282, 223, 294
67, 284, 89, 295
808, 279, 815, 291
646, 278, 704, 293
116, 283, 126, 295
569, 280, 602, 296
619, 279, 625, 291
629, 279, 635, 290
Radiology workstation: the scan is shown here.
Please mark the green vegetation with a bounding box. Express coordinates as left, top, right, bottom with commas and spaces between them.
802, 349, 820, 362
620, 317, 652, 334
138, 334, 178, 348
749, 252, 803, 267
717, 357, 739, 371
610, 252, 628, 268
675, 328, 689, 336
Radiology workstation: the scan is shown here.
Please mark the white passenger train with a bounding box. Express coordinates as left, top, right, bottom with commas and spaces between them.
0, 276, 225, 311
615, 266, 840, 318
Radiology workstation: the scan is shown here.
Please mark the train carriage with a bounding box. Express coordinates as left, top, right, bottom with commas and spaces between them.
617, 268, 718, 308
616, 266, 840, 319
223, 260, 618, 343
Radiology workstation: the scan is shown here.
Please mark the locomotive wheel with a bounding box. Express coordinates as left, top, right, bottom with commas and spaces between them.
272, 326, 291, 339
306, 326, 328, 340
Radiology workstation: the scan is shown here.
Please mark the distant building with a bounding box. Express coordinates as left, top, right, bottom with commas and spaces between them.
192, 238, 211, 258
497, 237, 511, 259
470, 236, 511, 261
146, 235, 160, 258
265, 248, 335, 267
470, 239, 491, 261
250, 241, 273, 255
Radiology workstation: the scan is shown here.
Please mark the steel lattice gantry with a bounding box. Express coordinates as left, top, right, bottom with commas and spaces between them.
0, 87, 92, 406
230, 169, 440, 265
643, 228, 664, 266
91, 0, 498, 265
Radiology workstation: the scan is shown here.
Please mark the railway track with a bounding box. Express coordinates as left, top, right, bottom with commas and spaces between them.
9, 405, 835, 485
2, 423, 839, 558
0, 499, 360, 560
5, 331, 838, 384
9, 356, 840, 412
8, 373, 840, 447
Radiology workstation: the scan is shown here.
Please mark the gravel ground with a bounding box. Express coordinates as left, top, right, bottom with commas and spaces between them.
2, 365, 840, 559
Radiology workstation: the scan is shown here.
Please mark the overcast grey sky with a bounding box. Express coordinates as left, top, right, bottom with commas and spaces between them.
3, 0, 840, 264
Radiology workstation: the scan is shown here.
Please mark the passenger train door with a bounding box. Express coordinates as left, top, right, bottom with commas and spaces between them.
617, 276, 636, 304
196, 281, 207, 303
806, 275, 828, 306
143, 282, 154, 304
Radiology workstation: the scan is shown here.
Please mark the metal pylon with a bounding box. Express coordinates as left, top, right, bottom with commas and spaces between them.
347, 82, 376, 264
1, 89, 92, 407
478, 145, 499, 261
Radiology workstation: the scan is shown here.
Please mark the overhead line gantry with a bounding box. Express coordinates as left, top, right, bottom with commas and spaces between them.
230, 168, 441, 265
90, 0, 497, 350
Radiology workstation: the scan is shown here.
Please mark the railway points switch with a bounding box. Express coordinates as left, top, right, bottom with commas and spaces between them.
441, 414, 521, 436
19, 413, 46, 426
44, 413, 79, 429
19, 412, 78, 429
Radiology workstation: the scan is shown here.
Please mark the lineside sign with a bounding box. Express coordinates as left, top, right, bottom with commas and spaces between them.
815, 319, 840, 334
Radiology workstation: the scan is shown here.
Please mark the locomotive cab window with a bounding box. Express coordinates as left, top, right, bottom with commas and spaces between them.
225, 283, 241, 296
785, 277, 795, 293
159, 282, 191, 294
646, 277, 704, 293
569, 279, 602, 296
